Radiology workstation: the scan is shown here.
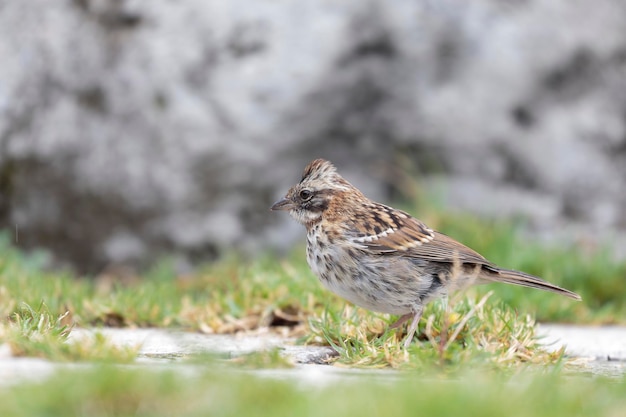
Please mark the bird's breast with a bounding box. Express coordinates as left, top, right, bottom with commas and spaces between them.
305, 229, 424, 315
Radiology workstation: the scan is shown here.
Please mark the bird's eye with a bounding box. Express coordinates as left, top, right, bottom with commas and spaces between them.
299, 189, 313, 201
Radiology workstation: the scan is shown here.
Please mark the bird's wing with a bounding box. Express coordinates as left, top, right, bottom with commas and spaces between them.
348, 203, 492, 266
346, 203, 581, 301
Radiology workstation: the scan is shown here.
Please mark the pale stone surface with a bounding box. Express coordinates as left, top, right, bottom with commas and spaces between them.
537, 324, 626, 361
68, 328, 338, 364
66, 325, 626, 364
1, 325, 625, 386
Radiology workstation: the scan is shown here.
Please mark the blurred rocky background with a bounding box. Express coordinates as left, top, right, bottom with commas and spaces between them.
1, 0, 625, 273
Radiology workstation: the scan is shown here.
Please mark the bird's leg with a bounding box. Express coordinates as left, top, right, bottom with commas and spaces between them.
389, 313, 412, 329
403, 305, 424, 349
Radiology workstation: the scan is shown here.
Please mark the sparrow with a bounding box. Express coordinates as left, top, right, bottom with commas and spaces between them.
271, 159, 581, 348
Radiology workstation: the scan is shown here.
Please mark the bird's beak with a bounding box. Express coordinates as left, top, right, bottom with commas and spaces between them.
270, 198, 295, 211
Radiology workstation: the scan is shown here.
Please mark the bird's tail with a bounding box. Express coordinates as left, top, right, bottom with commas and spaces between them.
481, 267, 582, 301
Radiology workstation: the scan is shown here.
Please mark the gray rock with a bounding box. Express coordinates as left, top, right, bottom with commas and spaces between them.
1, 0, 626, 271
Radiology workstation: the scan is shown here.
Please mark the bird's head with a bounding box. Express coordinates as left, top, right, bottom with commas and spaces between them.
270, 159, 360, 226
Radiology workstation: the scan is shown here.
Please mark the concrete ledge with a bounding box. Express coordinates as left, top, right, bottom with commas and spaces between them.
1, 324, 625, 386
537, 324, 626, 361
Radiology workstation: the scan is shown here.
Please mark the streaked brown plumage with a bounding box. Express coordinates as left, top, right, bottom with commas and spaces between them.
271, 159, 581, 348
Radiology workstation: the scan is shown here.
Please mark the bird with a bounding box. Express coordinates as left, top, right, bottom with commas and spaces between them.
271, 159, 581, 348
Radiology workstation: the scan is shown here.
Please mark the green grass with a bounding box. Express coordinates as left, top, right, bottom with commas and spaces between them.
305, 292, 564, 370
0, 366, 625, 417
1, 201, 626, 415
3, 301, 138, 362
0, 194, 625, 369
